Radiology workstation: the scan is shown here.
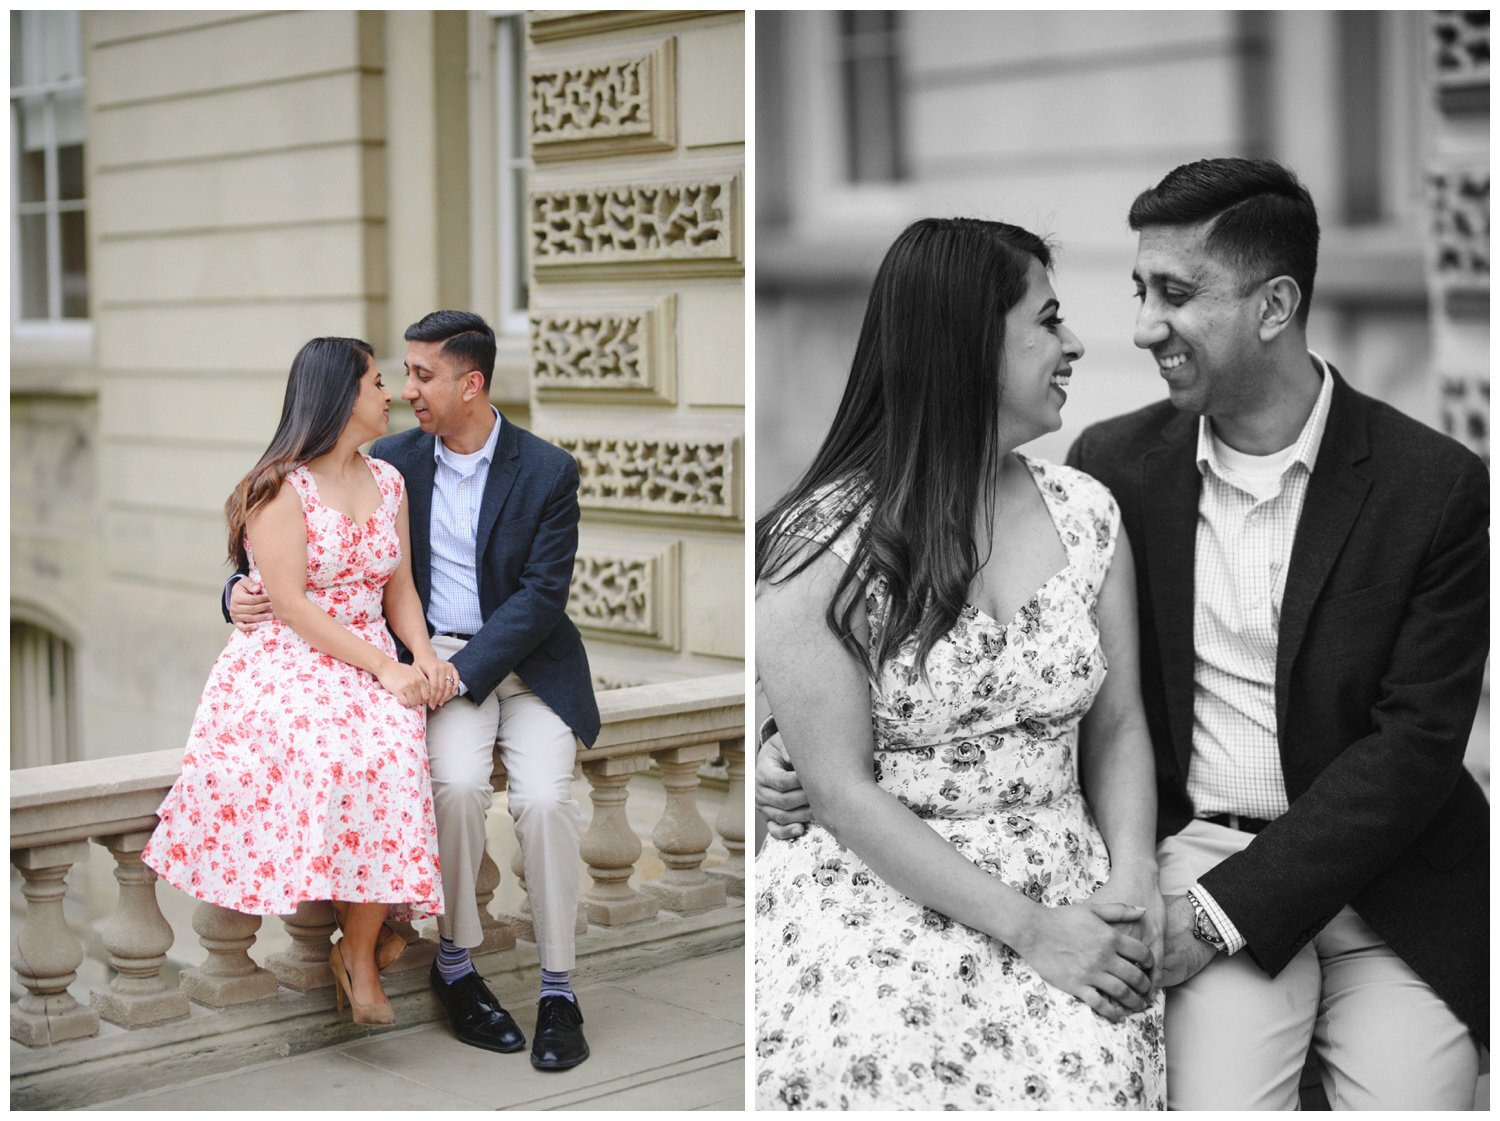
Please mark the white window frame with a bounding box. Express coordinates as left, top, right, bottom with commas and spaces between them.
493, 10, 529, 338
782, 11, 910, 238
11, 11, 88, 327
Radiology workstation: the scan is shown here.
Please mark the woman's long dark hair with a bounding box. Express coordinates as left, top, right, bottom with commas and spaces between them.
225, 336, 375, 568
756, 218, 1052, 675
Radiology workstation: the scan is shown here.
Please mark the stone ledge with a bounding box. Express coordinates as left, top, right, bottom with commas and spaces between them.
11, 901, 744, 1111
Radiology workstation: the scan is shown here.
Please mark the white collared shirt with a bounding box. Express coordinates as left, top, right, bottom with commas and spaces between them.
426, 407, 502, 638
1187, 353, 1335, 953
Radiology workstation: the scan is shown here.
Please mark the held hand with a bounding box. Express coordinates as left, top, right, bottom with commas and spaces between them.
375, 659, 429, 709
1159, 894, 1218, 988
230, 578, 276, 632
1092, 869, 1166, 992
755, 730, 814, 840
1012, 902, 1156, 1023
416, 657, 461, 709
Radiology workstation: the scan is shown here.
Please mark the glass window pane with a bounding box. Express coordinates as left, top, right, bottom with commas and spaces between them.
18, 213, 50, 319
14, 96, 48, 203
58, 142, 83, 201
60, 209, 88, 318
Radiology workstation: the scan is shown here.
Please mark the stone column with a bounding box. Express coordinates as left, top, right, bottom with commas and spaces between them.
11, 842, 100, 1045
580, 754, 661, 924
90, 831, 191, 1027
180, 902, 279, 1006
644, 744, 727, 914
267, 900, 338, 991
707, 737, 746, 898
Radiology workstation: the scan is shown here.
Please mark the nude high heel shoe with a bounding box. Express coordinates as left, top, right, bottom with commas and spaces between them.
329, 941, 395, 1027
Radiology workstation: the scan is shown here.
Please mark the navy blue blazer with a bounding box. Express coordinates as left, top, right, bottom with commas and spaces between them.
369, 418, 601, 747
1068, 367, 1489, 1044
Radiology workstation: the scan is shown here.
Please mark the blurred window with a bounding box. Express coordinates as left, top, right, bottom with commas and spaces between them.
11, 10, 88, 323
11, 620, 78, 768
494, 11, 529, 336
837, 11, 906, 184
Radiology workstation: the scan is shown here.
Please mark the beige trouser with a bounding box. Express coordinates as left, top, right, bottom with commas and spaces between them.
1158, 820, 1479, 1110
428, 634, 582, 970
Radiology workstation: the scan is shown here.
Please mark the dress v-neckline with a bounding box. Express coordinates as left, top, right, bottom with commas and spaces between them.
966, 455, 1071, 631
300, 455, 383, 528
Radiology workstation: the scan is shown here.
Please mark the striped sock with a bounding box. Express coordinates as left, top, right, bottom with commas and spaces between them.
436, 936, 475, 984
539, 967, 575, 1004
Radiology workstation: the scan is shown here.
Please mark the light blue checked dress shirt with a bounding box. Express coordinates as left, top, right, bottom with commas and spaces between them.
427, 407, 503, 645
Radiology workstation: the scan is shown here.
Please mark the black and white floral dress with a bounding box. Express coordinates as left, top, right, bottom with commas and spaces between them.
755, 456, 1166, 1111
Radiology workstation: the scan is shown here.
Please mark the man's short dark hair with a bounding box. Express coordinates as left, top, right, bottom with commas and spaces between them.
405, 310, 497, 390
1129, 157, 1319, 326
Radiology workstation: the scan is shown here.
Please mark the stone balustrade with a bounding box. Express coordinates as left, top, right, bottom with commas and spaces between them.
10, 674, 744, 1105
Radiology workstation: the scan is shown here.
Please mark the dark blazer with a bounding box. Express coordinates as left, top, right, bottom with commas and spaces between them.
371, 417, 601, 747
1067, 367, 1489, 1044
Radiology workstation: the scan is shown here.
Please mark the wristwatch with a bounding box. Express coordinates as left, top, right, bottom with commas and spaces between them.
1186, 889, 1227, 952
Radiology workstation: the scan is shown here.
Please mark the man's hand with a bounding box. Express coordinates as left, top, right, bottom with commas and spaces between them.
1091, 867, 1165, 993
1159, 893, 1218, 987
755, 729, 814, 840
229, 577, 276, 632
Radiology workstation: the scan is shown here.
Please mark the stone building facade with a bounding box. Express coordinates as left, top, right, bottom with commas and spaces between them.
11, 10, 745, 766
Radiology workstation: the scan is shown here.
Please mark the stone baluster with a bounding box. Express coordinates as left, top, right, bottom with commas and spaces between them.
474, 846, 518, 953
383, 917, 436, 973
580, 755, 660, 924
644, 745, 727, 913
707, 737, 745, 898
11, 843, 100, 1045
89, 832, 191, 1027
267, 900, 338, 990
180, 902, 279, 1006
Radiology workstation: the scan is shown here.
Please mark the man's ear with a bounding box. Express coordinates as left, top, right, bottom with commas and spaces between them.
1257, 276, 1301, 342
461, 369, 483, 401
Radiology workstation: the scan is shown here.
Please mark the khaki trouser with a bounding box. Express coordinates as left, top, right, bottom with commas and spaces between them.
1158, 820, 1478, 1110
427, 634, 581, 970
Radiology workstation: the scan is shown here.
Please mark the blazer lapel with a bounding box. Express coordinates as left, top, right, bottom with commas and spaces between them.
401, 436, 438, 609
475, 414, 522, 559
1142, 410, 1202, 778
1275, 372, 1372, 729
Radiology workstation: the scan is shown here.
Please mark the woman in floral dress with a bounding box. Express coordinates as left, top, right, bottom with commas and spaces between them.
145, 337, 451, 1026
755, 220, 1166, 1109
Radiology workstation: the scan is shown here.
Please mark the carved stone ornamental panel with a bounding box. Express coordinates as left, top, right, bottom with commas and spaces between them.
569, 544, 679, 647
1428, 166, 1489, 319
530, 39, 675, 161
1439, 374, 1489, 465
531, 297, 676, 403
555, 435, 739, 519
1431, 10, 1489, 113
531, 176, 740, 272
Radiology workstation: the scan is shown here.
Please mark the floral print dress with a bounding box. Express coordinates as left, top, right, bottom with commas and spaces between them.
144, 456, 443, 919
755, 457, 1165, 1111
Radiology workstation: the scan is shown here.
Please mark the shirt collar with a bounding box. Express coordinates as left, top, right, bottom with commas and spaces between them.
1195, 351, 1335, 478
433, 406, 502, 469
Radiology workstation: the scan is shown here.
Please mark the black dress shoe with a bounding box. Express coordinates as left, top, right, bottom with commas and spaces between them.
429, 963, 526, 1053
531, 995, 589, 1071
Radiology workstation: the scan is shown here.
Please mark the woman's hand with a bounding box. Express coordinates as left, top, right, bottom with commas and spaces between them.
1010, 902, 1156, 1023
416, 656, 460, 709
375, 659, 430, 708
1090, 864, 1165, 992
756, 729, 814, 840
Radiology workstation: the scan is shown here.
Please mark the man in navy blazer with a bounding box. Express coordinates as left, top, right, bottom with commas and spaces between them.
1065, 160, 1486, 1109
756, 159, 1488, 1108
232, 311, 600, 1070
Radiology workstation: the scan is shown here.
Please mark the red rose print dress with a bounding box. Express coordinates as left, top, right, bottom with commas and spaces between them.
144, 456, 443, 919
